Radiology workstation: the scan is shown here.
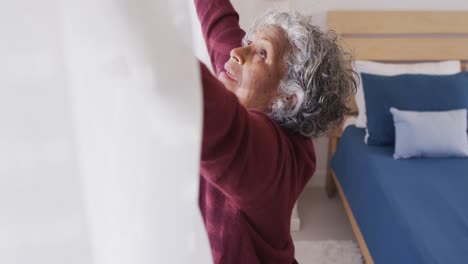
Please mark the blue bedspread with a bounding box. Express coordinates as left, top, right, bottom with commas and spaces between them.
331, 126, 468, 264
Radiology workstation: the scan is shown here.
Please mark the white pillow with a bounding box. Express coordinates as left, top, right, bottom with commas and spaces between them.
353, 60, 461, 128
390, 108, 468, 159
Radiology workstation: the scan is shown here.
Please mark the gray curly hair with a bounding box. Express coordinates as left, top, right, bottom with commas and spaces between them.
244, 10, 357, 137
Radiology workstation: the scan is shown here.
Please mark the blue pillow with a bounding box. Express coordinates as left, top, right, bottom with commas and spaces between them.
362, 72, 468, 145
390, 108, 468, 159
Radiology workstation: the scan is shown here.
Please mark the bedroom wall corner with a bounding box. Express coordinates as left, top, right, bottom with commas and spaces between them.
307, 137, 329, 188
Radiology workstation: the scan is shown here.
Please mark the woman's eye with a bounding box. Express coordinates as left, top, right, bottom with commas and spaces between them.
257, 49, 267, 59
246, 40, 253, 46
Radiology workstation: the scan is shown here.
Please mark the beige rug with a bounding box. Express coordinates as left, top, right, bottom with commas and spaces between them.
294, 240, 363, 264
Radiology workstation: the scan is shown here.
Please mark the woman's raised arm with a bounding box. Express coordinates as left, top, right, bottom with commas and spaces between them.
194, 0, 245, 75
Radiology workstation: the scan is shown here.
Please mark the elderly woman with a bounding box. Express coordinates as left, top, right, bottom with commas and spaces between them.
195, 0, 356, 263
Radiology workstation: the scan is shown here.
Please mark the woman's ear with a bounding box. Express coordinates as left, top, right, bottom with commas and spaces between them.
286, 94, 297, 110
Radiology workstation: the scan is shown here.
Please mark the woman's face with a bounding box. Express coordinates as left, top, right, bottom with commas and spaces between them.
218, 25, 291, 112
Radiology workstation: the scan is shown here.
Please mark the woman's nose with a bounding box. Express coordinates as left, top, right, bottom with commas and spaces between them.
230, 47, 246, 65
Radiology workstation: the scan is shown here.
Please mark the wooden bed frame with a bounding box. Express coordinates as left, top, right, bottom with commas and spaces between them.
325, 11, 468, 264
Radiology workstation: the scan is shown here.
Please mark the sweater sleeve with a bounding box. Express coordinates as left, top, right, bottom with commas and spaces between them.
194, 0, 245, 75
199, 63, 289, 207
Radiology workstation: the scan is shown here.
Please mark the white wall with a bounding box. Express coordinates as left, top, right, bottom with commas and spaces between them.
193, 0, 468, 188
231, 0, 291, 29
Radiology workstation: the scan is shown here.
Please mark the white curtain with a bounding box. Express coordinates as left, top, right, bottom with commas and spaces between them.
0, 0, 212, 263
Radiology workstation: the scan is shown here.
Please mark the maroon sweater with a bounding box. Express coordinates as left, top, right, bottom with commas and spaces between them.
196, 1, 316, 263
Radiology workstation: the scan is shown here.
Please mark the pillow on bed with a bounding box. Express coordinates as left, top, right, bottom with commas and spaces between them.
390, 108, 468, 159
353, 60, 461, 128
362, 72, 468, 145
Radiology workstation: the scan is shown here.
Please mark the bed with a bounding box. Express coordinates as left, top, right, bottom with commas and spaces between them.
332, 126, 468, 264
325, 11, 468, 264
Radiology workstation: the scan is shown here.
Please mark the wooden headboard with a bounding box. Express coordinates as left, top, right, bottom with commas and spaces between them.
327, 11, 468, 114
